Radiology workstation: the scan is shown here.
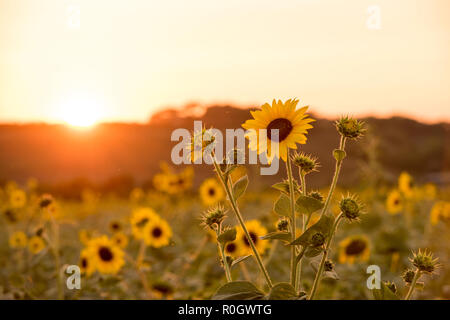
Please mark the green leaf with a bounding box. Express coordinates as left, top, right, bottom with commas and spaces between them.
273, 194, 291, 217
232, 175, 248, 200
290, 213, 334, 246
217, 228, 237, 245
295, 195, 324, 216
267, 283, 297, 300
372, 282, 400, 300
231, 255, 252, 268
212, 281, 265, 300
271, 182, 290, 194
260, 231, 291, 243
333, 149, 346, 162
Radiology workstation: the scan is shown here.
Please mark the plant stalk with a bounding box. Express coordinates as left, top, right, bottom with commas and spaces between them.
404, 268, 421, 300
309, 213, 343, 300
212, 159, 273, 288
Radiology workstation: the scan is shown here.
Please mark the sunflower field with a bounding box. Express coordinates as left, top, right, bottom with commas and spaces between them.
0, 99, 449, 300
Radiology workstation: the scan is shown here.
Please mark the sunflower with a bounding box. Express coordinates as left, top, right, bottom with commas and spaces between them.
386, 189, 403, 214
87, 236, 125, 275
430, 201, 450, 226
109, 220, 123, 233
338, 235, 370, 264
79, 248, 95, 277
130, 207, 159, 240
398, 172, 414, 198
143, 217, 172, 248
242, 99, 314, 162
9, 189, 27, 209
9, 231, 27, 248
28, 236, 46, 254
223, 240, 242, 258
236, 220, 268, 256
199, 178, 224, 206
112, 232, 129, 248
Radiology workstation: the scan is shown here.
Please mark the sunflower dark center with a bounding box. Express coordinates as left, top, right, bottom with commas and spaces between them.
345, 239, 367, 255
111, 223, 120, 230
394, 199, 399, 205
226, 243, 236, 253
152, 227, 163, 238
81, 258, 88, 268
244, 232, 258, 247
98, 246, 114, 261
267, 118, 293, 142
208, 188, 216, 196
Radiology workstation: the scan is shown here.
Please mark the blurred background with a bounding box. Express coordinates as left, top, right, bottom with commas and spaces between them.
0, 0, 449, 190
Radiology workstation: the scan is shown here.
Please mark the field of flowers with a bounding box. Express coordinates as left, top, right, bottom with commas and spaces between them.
1, 100, 449, 300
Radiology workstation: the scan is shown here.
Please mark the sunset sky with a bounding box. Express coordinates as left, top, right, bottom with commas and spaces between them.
0, 0, 449, 125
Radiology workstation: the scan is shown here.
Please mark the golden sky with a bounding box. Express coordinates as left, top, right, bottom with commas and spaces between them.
0, 0, 449, 124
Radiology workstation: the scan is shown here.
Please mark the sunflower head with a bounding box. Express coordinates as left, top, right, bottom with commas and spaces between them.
276, 218, 289, 232
88, 236, 125, 275
199, 178, 225, 206
402, 269, 415, 284
291, 152, 319, 174
237, 220, 268, 256
308, 191, 324, 203
410, 249, 440, 274
143, 217, 173, 248
324, 259, 335, 272
242, 99, 314, 162
339, 196, 363, 221
223, 240, 241, 258
201, 205, 227, 230
339, 235, 370, 264
28, 236, 46, 254
311, 232, 326, 247
386, 189, 403, 215
335, 116, 365, 139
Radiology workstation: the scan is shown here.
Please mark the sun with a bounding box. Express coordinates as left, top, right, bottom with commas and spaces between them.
58, 95, 104, 129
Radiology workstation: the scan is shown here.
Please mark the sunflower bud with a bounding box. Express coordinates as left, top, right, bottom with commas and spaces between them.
201, 205, 227, 230
402, 269, 415, 284
324, 259, 335, 272
339, 196, 363, 221
276, 218, 289, 232
308, 191, 324, 202
410, 249, 440, 274
335, 116, 365, 139
291, 152, 319, 174
311, 232, 326, 247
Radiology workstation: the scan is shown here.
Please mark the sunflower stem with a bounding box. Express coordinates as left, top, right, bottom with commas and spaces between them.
216, 224, 233, 282
404, 268, 421, 300
212, 158, 273, 289
286, 150, 297, 288
295, 170, 307, 292
309, 213, 343, 300
320, 136, 346, 217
